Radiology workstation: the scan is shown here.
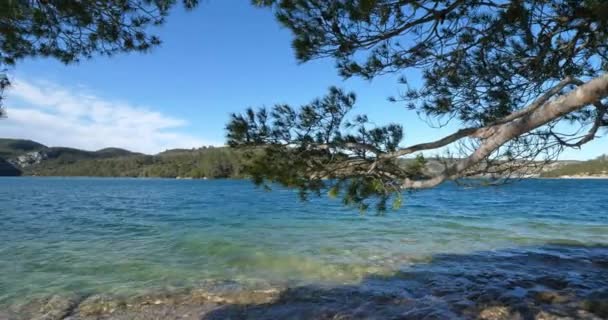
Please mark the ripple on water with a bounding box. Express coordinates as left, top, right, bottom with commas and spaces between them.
1, 178, 608, 317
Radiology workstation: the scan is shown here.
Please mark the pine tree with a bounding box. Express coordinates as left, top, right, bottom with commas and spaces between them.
228, 0, 608, 211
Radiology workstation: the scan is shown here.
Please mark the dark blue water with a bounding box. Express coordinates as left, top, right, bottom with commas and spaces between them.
1, 177, 607, 306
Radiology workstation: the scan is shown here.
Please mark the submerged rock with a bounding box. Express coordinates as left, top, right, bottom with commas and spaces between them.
187, 280, 282, 305
77, 294, 127, 316
5, 294, 81, 320
535, 276, 570, 290
35, 294, 81, 320
533, 291, 570, 304
581, 289, 608, 318
477, 306, 514, 320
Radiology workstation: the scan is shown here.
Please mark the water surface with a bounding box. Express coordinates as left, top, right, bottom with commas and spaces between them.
1, 178, 607, 311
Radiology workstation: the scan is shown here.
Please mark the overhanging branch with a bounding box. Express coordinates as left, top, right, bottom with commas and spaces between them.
382, 76, 580, 160
401, 73, 608, 189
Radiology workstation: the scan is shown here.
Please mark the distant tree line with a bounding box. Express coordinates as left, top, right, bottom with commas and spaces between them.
23, 147, 246, 179
541, 155, 608, 177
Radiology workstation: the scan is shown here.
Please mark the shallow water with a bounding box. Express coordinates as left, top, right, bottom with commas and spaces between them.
1, 178, 607, 317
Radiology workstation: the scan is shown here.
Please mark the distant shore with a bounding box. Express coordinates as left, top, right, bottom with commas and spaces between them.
543, 175, 608, 179
4, 175, 608, 181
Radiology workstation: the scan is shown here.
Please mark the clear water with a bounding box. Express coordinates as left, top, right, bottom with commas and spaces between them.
1, 177, 607, 307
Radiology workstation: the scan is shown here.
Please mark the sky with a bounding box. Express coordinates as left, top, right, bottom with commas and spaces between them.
1, 1, 605, 160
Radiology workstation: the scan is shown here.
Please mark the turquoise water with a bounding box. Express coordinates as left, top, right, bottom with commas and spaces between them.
1, 177, 607, 307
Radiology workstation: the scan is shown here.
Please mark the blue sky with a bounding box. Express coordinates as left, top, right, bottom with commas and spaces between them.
1, 1, 604, 159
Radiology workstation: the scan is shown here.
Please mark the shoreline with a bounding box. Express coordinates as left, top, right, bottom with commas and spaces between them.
3, 175, 608, 180
4, 244, 608, 320
546, 175, 608, 179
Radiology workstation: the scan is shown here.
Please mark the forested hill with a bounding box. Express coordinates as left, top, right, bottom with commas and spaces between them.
0, 138, 245, 178
540, 155, 608, 178
0, 138, 601, 179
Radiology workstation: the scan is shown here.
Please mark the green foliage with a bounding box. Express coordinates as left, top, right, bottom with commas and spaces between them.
0, 0, 198, 65
0, 72, 8, 116
541, 155, 608, 177
227, 87, 413, 211
232, 0, 608, 210
404, 154, 427, 179
256, 0, 607, 127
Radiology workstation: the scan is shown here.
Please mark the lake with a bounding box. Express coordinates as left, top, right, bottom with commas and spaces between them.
1, 178, 607, 319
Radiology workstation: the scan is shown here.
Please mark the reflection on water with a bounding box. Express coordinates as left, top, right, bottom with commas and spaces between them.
1, 178, 607, 318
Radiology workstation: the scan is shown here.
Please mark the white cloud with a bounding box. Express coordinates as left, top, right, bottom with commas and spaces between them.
0, 77, 214, 154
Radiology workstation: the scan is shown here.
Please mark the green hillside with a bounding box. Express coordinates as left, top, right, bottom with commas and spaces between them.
24, 146, 246, 178
37, 146, 142, 165
541, 155, 608, 177
0, 138, 247, 178
0, 139, 46, 158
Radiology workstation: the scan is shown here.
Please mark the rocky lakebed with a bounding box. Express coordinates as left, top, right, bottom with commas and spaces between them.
2, 244, 608, 320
